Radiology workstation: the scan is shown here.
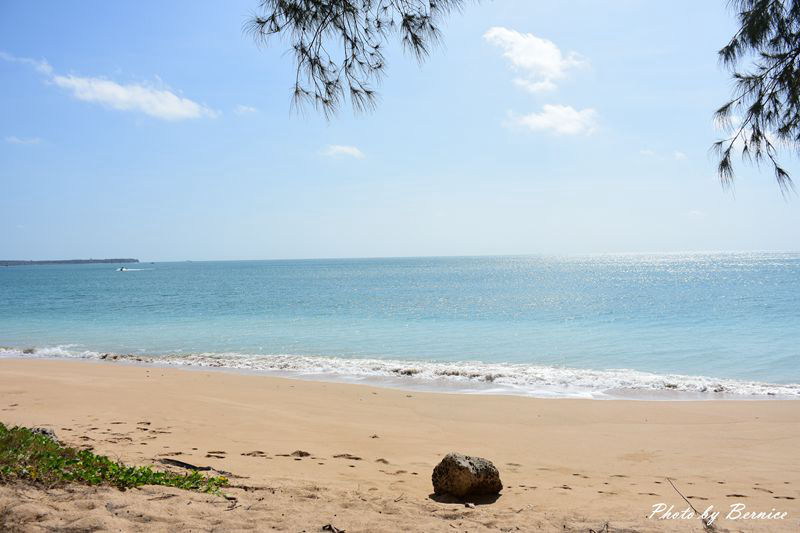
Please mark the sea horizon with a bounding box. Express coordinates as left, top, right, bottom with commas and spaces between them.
9, 248, 798, 264
3, 251, 798, 400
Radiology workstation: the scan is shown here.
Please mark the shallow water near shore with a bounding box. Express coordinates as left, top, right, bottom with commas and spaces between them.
1, 253, 799, 398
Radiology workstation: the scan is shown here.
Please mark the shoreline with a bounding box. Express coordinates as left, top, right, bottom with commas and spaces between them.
2, 346, 799, 401
1, 357, 799, 531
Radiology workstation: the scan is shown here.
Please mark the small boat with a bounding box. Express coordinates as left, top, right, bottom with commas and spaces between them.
117, 267, 128, 272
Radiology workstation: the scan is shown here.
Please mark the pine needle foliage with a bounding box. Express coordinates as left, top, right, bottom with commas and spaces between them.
716, 0, 800, 192
245, 0, 469, 117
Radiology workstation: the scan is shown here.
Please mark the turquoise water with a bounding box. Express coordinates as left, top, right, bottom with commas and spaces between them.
1, 253, 799, 398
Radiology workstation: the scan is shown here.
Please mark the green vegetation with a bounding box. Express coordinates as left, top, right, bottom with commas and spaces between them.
0, 423, 228, 493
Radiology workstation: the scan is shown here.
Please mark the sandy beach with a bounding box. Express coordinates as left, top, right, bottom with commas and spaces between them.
0, 357, 798, 532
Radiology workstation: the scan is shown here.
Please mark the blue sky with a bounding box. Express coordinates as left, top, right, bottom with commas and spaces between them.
2, 0, 799, 261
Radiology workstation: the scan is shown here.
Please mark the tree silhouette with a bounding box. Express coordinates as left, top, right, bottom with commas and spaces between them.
715, 0, 800, 192
245, 0, 468, 117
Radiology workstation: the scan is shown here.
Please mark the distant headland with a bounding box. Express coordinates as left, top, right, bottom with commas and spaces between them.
0, 259, 139, 267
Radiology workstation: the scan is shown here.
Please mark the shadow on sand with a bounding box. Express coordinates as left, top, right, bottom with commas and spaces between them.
427, 493, 502, 506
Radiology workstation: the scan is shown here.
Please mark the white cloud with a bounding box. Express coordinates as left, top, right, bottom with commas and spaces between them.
322, 145, 365, 159
717, 115, 783, 155
484, 27, 585, 93
52, 75, 217, 121
234, 104, 258, 115
5, 136, 41, 145
508, 105, 597, 136
0, 51, 52, 75
2, 50, 216, 121
640, 148, 688, 160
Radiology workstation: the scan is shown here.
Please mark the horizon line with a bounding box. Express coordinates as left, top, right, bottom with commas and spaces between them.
7, 250, 799, 264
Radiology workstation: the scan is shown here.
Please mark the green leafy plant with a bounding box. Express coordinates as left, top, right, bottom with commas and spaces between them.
0, 423, 227, 494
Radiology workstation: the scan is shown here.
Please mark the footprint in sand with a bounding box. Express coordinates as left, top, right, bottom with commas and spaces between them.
333, 453, 362, 461
380, 470, 407, 476
687, 496, 708, 500
726, 493, 748, 498
774, 496, 795, 500
753, 487, 773, 493
375, 458, 390, 464
241, 451, 267, 457
206, 451, 226, 459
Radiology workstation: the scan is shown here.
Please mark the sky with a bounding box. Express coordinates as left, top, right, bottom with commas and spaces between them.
1, 0, 799, 261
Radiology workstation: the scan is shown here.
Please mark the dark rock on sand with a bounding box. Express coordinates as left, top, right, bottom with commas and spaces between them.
432, 453, 502, 498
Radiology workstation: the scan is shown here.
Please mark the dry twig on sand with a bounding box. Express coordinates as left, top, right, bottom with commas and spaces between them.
666, 477, 715, 531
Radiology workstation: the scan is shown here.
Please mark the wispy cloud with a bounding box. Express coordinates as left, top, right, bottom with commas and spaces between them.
322, 145, 365, 159
2, 51, 216, 121
0, 51, 52, 75
5, 136, 41, 145
639, 148, 688, 161
484, 27, 585, 93
234, 104, 258, 115
508, 105, 597, 136
51, 75, 218, 121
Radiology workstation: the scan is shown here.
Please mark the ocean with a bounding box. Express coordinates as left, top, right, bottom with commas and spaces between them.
1, 253, 798, 399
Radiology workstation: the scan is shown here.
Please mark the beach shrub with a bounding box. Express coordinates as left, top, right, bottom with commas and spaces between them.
0, 422, 227, 493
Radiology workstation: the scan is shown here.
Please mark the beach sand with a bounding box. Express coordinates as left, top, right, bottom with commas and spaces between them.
0, 358, 798, 532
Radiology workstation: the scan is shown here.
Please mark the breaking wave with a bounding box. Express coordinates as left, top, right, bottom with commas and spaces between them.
2, 345, 799, 399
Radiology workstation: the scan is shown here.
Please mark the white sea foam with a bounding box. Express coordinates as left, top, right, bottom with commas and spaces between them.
2, 345, 798, 399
